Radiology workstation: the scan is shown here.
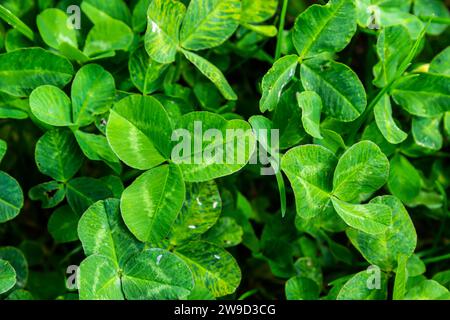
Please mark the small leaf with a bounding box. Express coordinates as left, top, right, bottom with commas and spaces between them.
392, 73, 450, 117
293, 0, 356, 59
430, 47, 450, 76
66, 177, 113, 215
0, 48, 74, 97
37, 9, 78, 51
182, 50, 237, 100
285, 276, 320, 300
0, 259, 16, 294
48, 205, 79, 244
0, 247, 28, 289
29, 181, 66, 209
175, 241, 241, 298
260, 55, 298, 113
393, 254, 408, 300
241, 0, 277, 24
203, 217, 243, 248
337, 270, 388, 300
0, 139, 6, 163
180, 0, 241, 51
332, 197, 391, 235
301, 58, 367, 122
121, 163, 185, 244
333, 141, 389, 203
281, 145, 337, 219
0, 171, 23, 223
122, 249, 194, 300
144, 0, 186, 64
412, 116, 443, 151
404, 279, 450, 300
387, 154, 422, 203
35, 129, 84, 182
374, 94, 407, 144
29, 85, 73, 126
297, 91, 323, 139
414, 0, 450, 36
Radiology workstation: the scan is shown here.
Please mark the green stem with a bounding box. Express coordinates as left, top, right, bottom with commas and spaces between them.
420, 16, 450, 25
424, 253, 450, 265
0, 4, 34, 41
274, 0, 289, 61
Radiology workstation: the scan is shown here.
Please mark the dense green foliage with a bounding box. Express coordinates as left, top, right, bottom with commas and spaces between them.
0, 0, 450, 300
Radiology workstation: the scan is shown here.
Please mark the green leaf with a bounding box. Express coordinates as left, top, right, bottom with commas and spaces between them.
393, 254, 408, 300
285, 276, 320, 300
170, 181, 221, 245
293, 0, 357, 59
182, 50, 237, 100
388, 154, 421, 203
71, 64, 116, 127
241, 0, 277, 24
29, 181, 66, 209
106, 95, 172, 170
414, 0, 449, 36
281, 145, 337, 219
36, 9, 78, 51
0, 48, 74, 97
78, 199, 143, 267
260, 55, 298, 113
78, 255, 124, 300
74, 131, 121, 174
175, 241, 241, 298
144, 0, 186, 64
122, 249, 194, 300
374, 94, 407, 144
172, 111, 256, 182
392, 73, 450, 117
0, 139, 6, 163
132, 0, 152, 32
430, 47, 450, 76
0, 4, 34, 41
0, 247, 28, 288
0, 259, 16, 294
0, 92, 29, 119
82, 0, 131, 25
66, 177, 114, 215
129, 46, 168, 95
48, 205, 79, 244
332, 197, 392, 235
337, 270, 388, 300
412, 116, 443, 151
373, 25, 412, 88
445, 112, 450, 138
297, 91, 323, 139
121, 164, 185, 244
0, 171, 23, 223
203, 217, 243, 248
35, 129, 84, 182
404, 279, 450, 300
347, 196, 417, 270
29, 85, 73, 126
180, 0, 241, 51
333, 141, 389, 203
300, 58, 367, 122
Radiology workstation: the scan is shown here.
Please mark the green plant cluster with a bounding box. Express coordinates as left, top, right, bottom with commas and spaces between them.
0, 0, 450, 300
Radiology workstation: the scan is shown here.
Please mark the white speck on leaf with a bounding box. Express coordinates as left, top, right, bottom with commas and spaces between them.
188, 225, 197, 229
156, 254, 163, 265
214, 255, 221, 260
212, 201, 219, 209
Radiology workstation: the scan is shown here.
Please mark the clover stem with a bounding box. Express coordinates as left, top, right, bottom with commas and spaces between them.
274, 0, 289, 61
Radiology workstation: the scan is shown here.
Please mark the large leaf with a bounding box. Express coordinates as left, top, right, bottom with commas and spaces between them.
412, 116, 443, 151
300, 58, 367, 122
373, 25, 412, 88
374, 94, 407, 144
333, 141, 389, 203
172, 111, 255, 182
36, 9, 78, 51
387, 154, 421, 203
0, 171, 23, 223
71, 64, 116, 127
0, 48, 74, 97
260, 55, 298, 113
281, 145, 337, 219
35, 129, 84, 182
0, 259, 16, 294
78, 199, 143, 267
392, 73, 450, 117
182, 50, 237, 100
121, 164, 186, 244
332, 197, 392, 235
170, 181, 222, 244
347, 196, 417, 271
297, 91, 323, 139
180, 0, 241, 51
106, 95, 172, 170
122, 249, 194, 300
337, 270, 388, 300
175, 241, 241, 298
144, 0, 186, 64
293, 0, 357, 59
